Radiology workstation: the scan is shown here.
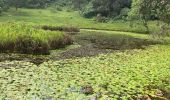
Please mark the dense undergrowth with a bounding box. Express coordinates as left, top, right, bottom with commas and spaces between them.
0, 22, 73, 54
0, 45, 170, 99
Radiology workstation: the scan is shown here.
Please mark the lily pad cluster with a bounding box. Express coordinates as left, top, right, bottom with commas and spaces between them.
0, 45, 170, 99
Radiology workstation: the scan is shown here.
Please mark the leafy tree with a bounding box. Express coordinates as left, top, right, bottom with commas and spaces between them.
71, 0, 88, 10
82, 0, 131, 18
7, 0, 55, 10
24, 0, 49, 8
12, 0, 22, 10
129, 0, 170, 33
0, 0, 9, 13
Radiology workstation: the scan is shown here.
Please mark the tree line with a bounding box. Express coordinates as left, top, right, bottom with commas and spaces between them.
0, 0, 55, 11
0, 0, 170, 24
72, 0, 131, 19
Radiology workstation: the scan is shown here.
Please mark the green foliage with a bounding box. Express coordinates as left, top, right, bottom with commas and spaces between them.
0, 0, 9, 13
71, 0, 89, 11
129, 0, 170, 23
129, 0, 170, 34
0, 8, 152, 33
6, 0, 55, 9
81, 0, 131, 18
119, 8, 130, 20
0, 1, 170, 100
0, 22, 72, 54
0, 45, 170, 99
94, 14, 108, 23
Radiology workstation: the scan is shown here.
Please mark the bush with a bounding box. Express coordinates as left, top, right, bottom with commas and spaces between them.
49, 34, 73, 49
81, 3, 97, 18
0, 7, 2, 14
83, 11, 97, 18
15, 36, 50, 55
41, 25, 80, 33
0, 0, 9, 14
119, 7, 130, 19
94, 14, 108, 23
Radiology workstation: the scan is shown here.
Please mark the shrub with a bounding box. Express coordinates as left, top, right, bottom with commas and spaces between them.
15, 36, 50, 55
0, 0, 9, 14
94, 14, 108, 23
49, 34, 73, 49
82, 4, 97, 18
41, 25, 80, 33
119, 7, 130, 20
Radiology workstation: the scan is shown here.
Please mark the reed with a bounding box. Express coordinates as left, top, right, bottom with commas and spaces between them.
0, 22, 73, 54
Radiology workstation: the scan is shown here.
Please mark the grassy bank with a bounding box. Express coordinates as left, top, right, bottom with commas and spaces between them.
0, 22, 72, 54
0, 8, 161, 33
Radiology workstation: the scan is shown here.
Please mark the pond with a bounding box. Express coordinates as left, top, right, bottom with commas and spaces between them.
0, 29, 162, 66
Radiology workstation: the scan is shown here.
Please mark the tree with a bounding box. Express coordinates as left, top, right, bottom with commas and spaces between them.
13, 0, 20, 10
7, 0, 24, 10
0, 0, 9, 13
82, 0, 131, 18
7, 0, 54, 10
129, 0, 170, 33
25, 0, 49, 8
72, 0, 88, 11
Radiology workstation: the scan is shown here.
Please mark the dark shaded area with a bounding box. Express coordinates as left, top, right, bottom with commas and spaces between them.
0, 53, 50, 65
54, 32, 161, 60
41, 25, 80, 33
15, 36, 50, 55
84, 34, 160, 50
81, 85, 94, 95
49, 34, 73, 49
0, 34, 73, 55
55, 45, 113, 60
164, 91, 170, 99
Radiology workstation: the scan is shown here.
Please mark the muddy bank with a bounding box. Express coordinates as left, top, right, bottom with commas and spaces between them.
0, 53, 50, 65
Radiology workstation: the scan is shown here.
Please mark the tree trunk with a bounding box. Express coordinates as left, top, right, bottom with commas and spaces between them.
15, 3, 18, 11
15, 7, 18, 11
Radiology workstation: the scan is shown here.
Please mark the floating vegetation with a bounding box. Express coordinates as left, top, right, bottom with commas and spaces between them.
0, 45, 170, 99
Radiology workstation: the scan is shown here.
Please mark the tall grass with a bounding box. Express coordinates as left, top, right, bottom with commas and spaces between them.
0, 22, 72, 54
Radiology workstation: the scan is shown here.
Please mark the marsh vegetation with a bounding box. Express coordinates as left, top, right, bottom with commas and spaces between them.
0, 0, 170, 100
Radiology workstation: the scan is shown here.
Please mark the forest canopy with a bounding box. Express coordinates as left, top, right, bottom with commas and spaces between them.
0, 0, 170, 22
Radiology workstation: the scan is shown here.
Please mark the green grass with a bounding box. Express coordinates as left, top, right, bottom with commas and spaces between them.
80, 29, 149, 39
0, 45, 170, 99
81, 29, 170, 42
0, 22, 71, 54
0, 8, 153, 33
0, 22, 64, 43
